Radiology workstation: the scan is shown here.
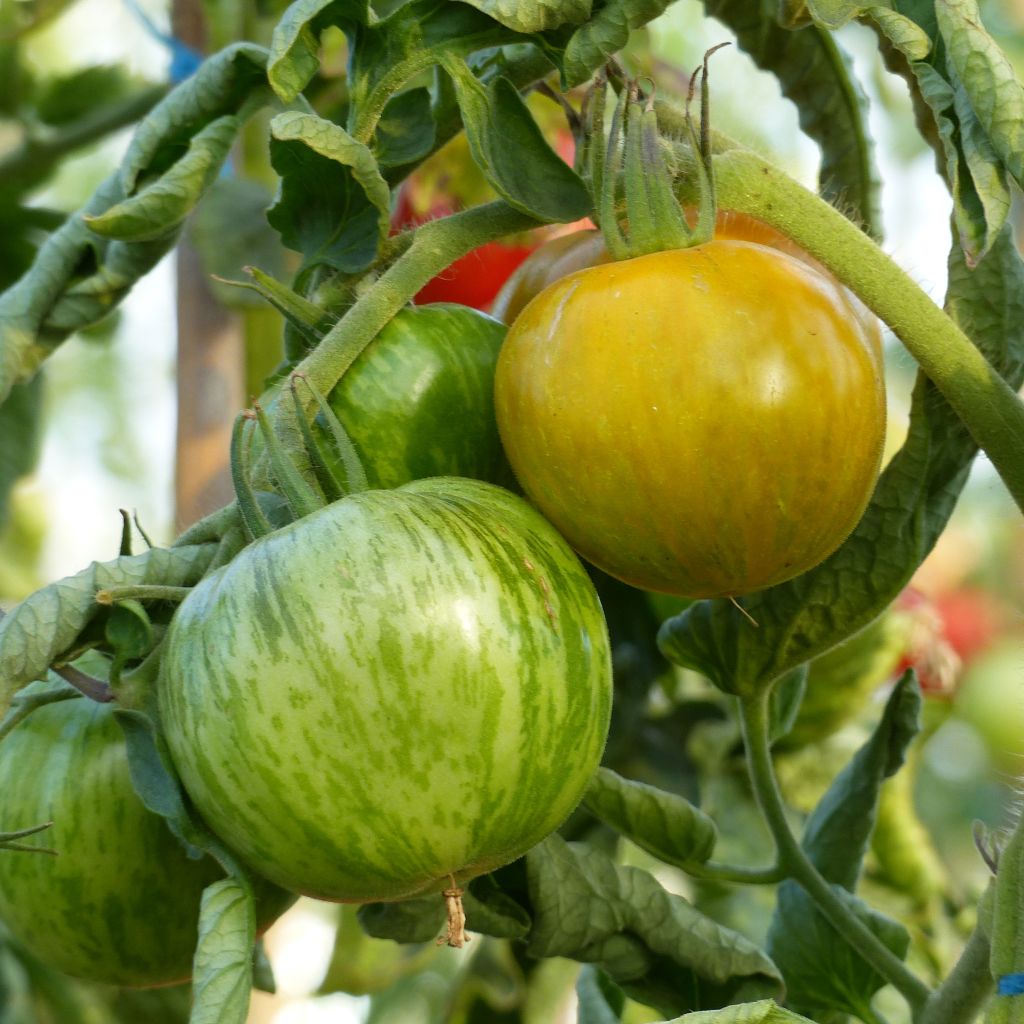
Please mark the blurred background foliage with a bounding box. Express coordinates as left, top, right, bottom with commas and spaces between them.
0, 0, 1022, 1022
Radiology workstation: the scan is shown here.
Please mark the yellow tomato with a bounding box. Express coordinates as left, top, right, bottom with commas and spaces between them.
494, 240, 886, 598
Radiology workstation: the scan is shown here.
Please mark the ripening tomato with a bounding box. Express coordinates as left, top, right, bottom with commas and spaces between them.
494, 240, 887, 598
492, 212, 878, 338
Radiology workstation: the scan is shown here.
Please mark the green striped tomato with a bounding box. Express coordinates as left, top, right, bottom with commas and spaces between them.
316, 304, 512, 489
159, 478, 612, 903
0, 689, 290, 987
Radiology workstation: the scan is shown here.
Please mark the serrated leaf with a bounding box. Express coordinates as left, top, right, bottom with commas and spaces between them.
767, 883, 909, 1020
268, 0, 373, 102
105, 600, 154, 661
526, 836, 782, 1017
583, 768, 718, 867
374, 88, 436, 168
442, 57, 591, 222
701, 0, 880, 235
0, 376, 41, 529
868, 7, 931, 61
659, 227, 1024, 698
119, 43, 268, 194
668, 1000, 819, 1022
0, 544, 218, 717
577, 964, 626, 1023
267, 110, 391, 273
936, 0, 1024, 190
460, 0, 591, 33
558, 0, 674, 88
84, 115, 241, 242
190, 878, 256, 1024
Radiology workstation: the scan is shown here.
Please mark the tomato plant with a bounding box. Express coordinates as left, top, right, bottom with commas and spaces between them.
158, 478, 612, 903
495, 240, 887, 597
1, 2, 1023, 1022
0, 686, 290, 988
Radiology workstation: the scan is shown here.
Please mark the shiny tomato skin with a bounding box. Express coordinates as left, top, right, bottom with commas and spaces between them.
494, 241, 887, 598
492, 213, 881, 348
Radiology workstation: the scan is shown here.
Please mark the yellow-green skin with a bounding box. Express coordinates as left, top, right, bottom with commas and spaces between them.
495, 242, 887, 598
159, 478, 612, 904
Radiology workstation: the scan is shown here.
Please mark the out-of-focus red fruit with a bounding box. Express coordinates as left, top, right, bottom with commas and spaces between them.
893, 587, 1004, 698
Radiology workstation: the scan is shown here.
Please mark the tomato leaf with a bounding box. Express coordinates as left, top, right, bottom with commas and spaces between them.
582, 767, 719, 867
0, 544, 218, 718
576, 964, 626, 1023
0, 377, 41, 530
767, 664, 807, 745
357, 895, 446, 943
700, 0, 881, 236
0, 45, 269, 404
458, 0, 592, 33
187, 179, 286, 309
767, 885, 909, 1021
525, 835, 783, 1016
936, 0, 1024, 192
441, 56, 591, 223
268, 0, 374, 102
765, 676, 919, 1019
374, 87, 436, 168
267, 110, 391, 273
190, 877, 256, 1024
551, 0, 676, 89
83, 114, 241, 242
660, 227, 1024, 696
665, 1002, 820, 1022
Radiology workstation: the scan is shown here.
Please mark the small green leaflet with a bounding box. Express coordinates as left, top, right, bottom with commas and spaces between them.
441, 56, 591, 223
189, 878, 257, 1024
459, 0, 591, 33
583, 767, 718, 867
267, 111, 391, 273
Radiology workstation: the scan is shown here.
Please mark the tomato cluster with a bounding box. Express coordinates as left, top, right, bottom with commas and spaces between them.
0, 206, 886, 988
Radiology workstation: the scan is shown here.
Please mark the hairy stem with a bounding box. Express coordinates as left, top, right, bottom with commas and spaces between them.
684, 859, 785, 885
917, 924, 993, 1024
739, 692, 932, 1012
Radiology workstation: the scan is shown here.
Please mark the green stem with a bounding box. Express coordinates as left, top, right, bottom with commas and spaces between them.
670, 138, 1024, 515
95, 585, 191, 605
739, 691, 932, 1012
0, 685, 81, 744
297, 201, 538, 397
917, 924, 993, 1024
684, 859, 785, 885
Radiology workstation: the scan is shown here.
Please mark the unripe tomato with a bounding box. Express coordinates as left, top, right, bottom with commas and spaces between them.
0, 689, 291, 987
159, 478, 612, 903
316, 304, 513, 489
494, 241, 886, 597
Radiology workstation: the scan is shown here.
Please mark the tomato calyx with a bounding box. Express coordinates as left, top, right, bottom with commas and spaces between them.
587, 50, 722, 261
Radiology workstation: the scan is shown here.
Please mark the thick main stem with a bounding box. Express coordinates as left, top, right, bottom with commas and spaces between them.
738, 692, 932, 1013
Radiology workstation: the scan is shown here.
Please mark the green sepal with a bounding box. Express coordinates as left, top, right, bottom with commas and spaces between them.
252, 401, 325, 520
230, 412, 274, 542
289, 375, 344, 503
293, 375, 369, 496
